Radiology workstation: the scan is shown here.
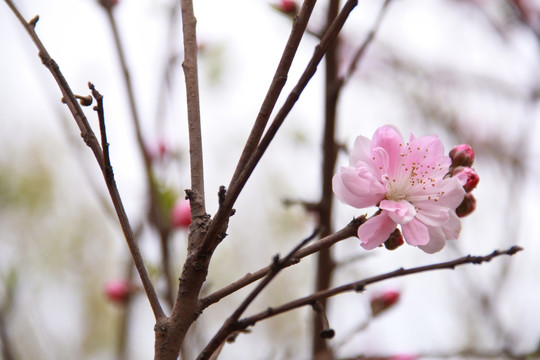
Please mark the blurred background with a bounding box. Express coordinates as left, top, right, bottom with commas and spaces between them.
1, 0, 540, 359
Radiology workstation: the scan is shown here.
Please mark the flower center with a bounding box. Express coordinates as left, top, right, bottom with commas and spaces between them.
382, 142, 445, 203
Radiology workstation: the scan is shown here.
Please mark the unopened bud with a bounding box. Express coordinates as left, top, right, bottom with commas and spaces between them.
449, 144, 475, 168
104, 279, 131, 304
452, 166, 479, 193
171, 198, 191, 228
456, 193, 476, 218
370, 289, 400, 316
384, 228, 404, 250
271, 0, 298, 16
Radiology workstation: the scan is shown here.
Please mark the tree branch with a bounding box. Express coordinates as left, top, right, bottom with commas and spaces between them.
229, 0, 317, 189
90, 83, 166, 321
197, 229, 320, 360
202, 0, 360, 254
199, 217, 365, 310
235, 246, 523, 331
180, 0, 206, 219
4, 0, 166, 322
3, 1, 104, 169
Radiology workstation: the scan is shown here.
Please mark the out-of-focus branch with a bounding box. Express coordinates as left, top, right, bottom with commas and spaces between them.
234, 246, 523, 332
339, 0, 392, 86
199, 217, 365, 310
196, 229, 320, 360
312, 0, 341, 356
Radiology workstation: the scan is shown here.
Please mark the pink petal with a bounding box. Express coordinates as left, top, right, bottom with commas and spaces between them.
436, 178, 466, 209
380, 199, 416, 225
349, 135, 372, 167
371, 125, 404, 177
333, 167, 385, 208
414, 205, 450, 227
401, 218, 430, 246
441, 211, 461, 240
357, 212, 397, 250
418, 226, 446, 253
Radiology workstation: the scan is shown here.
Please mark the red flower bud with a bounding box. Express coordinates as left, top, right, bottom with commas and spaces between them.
104, 279, 130, 303
171, 199, 191, 228
449, 144, 475, 168
452, 166, 479, 193
370, 289, 400, 316
456, 193, 476, 217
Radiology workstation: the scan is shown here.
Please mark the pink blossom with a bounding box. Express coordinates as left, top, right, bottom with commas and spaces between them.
333, 125, 465, 253
104, 279, 130, 303
171, 198, 191, 228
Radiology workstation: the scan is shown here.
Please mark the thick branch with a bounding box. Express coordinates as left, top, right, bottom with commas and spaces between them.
199, 217, 365, 310
236, 246, 523, 330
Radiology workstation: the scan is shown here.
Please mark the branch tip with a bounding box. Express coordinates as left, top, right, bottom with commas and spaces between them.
28, 15, 39, 27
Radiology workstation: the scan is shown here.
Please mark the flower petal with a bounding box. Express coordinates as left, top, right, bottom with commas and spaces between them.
357, 212, 397, 250
380, 199, 416, 225
401, 218, 430, 246
349, 135, 372, 167
441, 210, 461, 240
418, 226, 446, 253
333, 166, 385, 208
371, 125, 404, 178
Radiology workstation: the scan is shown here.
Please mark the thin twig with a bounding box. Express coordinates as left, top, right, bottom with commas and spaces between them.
202, 0, 360, 253
89, 83, 166, 321
5, 0, 166, 322
199, 217, 365, 310
180, 0, 206, 219
3, 0, 104, 169
197, 229, 320, 360
234, 246, 523, 331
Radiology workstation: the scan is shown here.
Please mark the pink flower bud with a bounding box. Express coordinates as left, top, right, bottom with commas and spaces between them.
384, 228, 404, 250
171, 199, 191, 228
456, 193, 476, 218
272, 0, 298, 15
146, 139, 170, 162
452, 166, 479, 193
449, 144, 475, 168
104, 279, 130, 303
370, 289, 400, 316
